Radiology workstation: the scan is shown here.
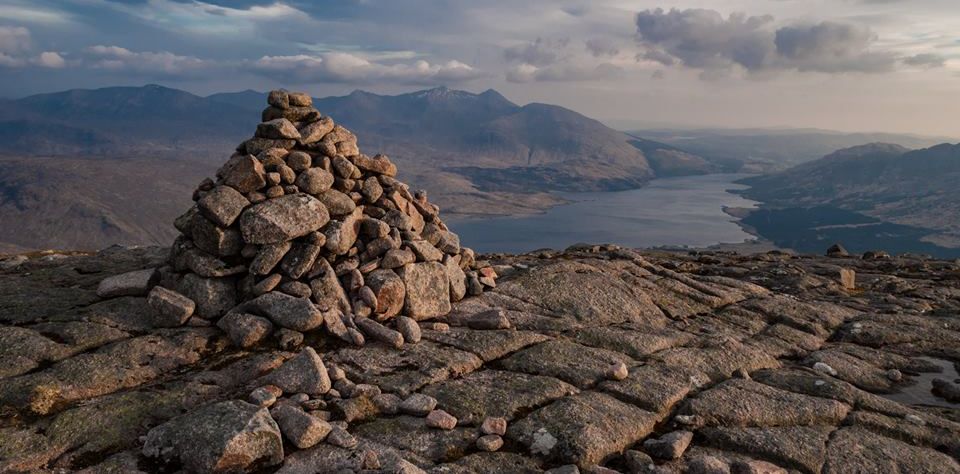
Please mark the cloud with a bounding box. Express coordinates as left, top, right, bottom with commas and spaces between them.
0, 26, 31, 54
33, 51, 65, 68
774, 22, 895, 73
504, 38, 568, 67
903, 53, 946, 68
634, 8, 899, 76
0, 26, 59, 69
585, 38, 619, 57
506, 62, 622, 83
503, 37, 624, 83
84, 45, 211, 76
247, 52, 485, 85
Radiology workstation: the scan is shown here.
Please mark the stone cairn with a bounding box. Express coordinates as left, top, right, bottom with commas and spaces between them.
168, 89, 497, 350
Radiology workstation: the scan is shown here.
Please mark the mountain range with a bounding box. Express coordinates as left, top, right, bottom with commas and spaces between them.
635, 128, 952, 173
0, 84, 698, 251
2, 84, 957, 253
738, 142, 960, 250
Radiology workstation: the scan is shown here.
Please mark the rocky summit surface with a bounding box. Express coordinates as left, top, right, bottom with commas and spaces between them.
1, 244, 960, 473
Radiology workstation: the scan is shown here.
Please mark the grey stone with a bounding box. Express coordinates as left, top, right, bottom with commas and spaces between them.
239, 194, 330, 244
177, 273, 237, 318
298, 117, 335, 144
399, 262, 451, 320
400, 393, 438, 416
309, 258, 350, 312
381, 248, 416, 269
219, 154, 266, 193
218, 312, 273, 348
257, 118, 301, 140
315, 190, 356, 216
295, 168, 334, 195
247, 291, 324, 332
280, 242, 321, 279
324, 207, 363, 255
396, 316, 421, 343
142, 400, 283, 473
444, 256, 467, 302
687, 455, 731, 474
365, 269, 405, 318
250, 241, 292, 275
326, 426, 358, 449
279, 281, 312, 298
97, 268, 158, 298
285, 151, 312, 172
356, 317, 404, 349
191, 214, 243, 257
263, 347, 331, 396
147, 286, 195, 327
271, 404, 331, 449
267, 89, 288, 108
198, 185, 249, 227
466, 309, 511, 330
406, 240, 444, 262
643, 430, 693, 460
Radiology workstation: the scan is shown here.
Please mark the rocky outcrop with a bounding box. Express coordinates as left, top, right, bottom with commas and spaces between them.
2, 244, 959, 473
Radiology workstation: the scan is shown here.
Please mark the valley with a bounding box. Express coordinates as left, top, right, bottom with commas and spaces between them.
1, 84, 957, 257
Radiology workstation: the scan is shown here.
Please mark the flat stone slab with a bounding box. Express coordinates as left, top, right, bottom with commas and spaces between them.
352, 415, 478, 465
507, 391, 659, 468
3, 245, 960, 473
421, 327, 550, 362
330, 340, 483, 397
652, 340, 781, 383
599, 362, 705, 415
698, 425, 832, 473
823, 428, 960, 473
679, 379, 852, 428
499, 339, 637, 388
571, 324, 694, 359
496, 260, 667, 326
443, 451, 543, 474
421, 369, 577, 425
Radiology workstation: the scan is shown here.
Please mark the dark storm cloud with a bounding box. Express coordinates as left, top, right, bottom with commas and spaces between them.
635, 8, 897, 75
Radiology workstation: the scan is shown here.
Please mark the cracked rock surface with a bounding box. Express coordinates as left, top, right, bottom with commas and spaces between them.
1, 244, 960, 473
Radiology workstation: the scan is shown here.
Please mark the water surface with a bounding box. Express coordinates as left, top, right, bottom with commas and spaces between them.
448, 174, 759, 254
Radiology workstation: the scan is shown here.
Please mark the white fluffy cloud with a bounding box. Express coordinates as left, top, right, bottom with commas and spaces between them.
84, 45, 211, 76
33, 51, 65, 68
248, 52, 485, 85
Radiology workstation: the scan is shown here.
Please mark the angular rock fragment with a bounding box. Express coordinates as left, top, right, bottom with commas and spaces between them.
426, 409, 458, 430
247, 291, 324, 331
643, 430, 693, 460
400, 393, 438, 416
263, 347, 331, 396
142, 400, 283, 473
240, 194, 329, 244
97, 268, 158, 298
147, 286, 195, 327
198, 185, 249, 227
272, 404, 332, 449
218, 312, 273, 348
399, 262, 451, 320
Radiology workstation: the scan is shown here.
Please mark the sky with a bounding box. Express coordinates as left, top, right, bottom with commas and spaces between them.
1, 0, 959, 137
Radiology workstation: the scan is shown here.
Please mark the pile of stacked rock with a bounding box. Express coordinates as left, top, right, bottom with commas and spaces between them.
167, 89, 496, 349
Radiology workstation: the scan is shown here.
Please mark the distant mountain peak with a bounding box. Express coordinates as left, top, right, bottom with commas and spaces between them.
825, 142, 909, 160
